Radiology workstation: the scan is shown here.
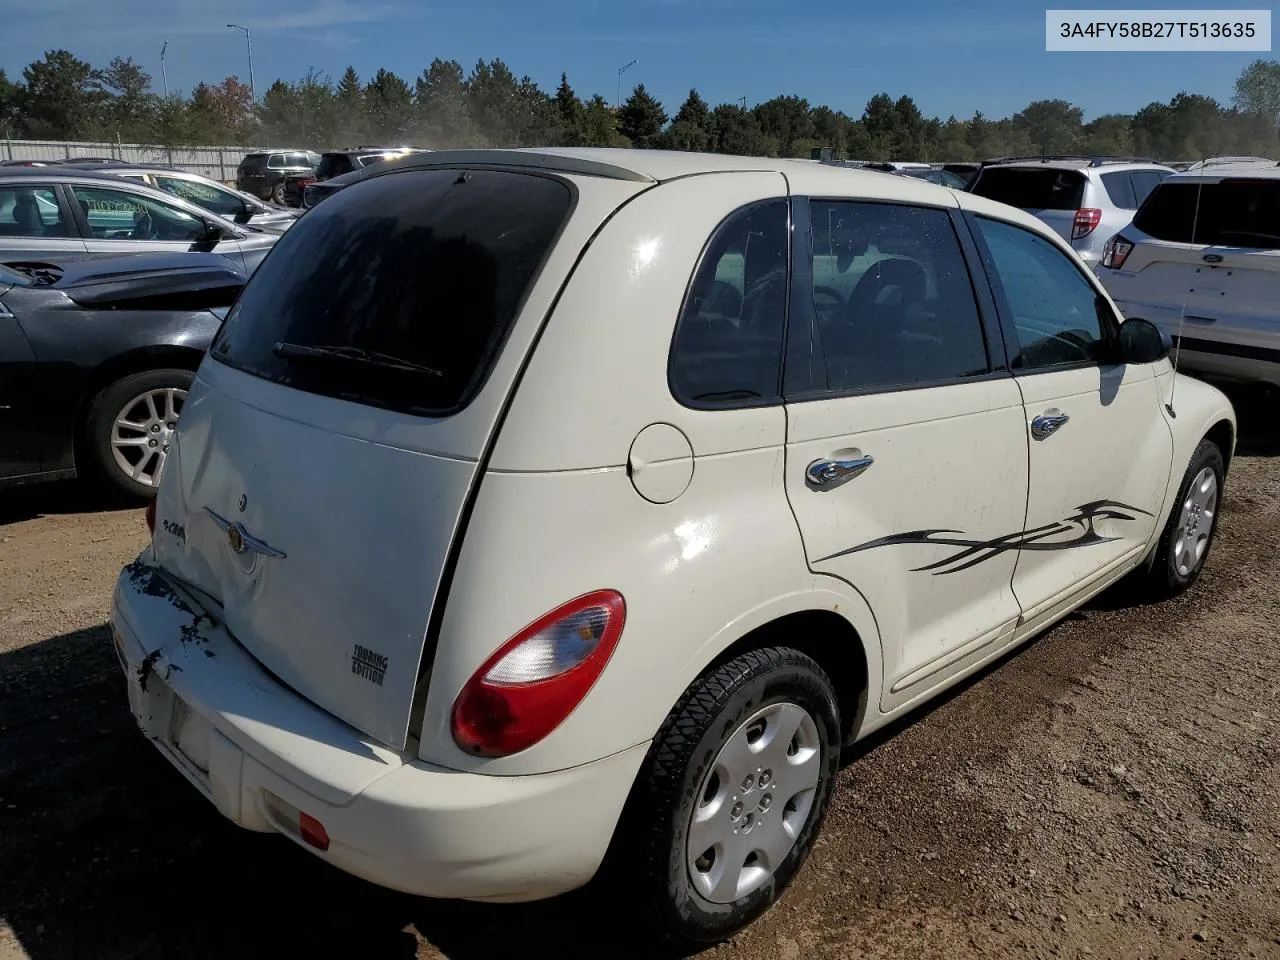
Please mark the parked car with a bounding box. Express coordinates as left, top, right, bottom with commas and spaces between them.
63, 162, 300, 233
940, 162, 980, 186
968, 156, 1175, 267
1181, 156, 1276, 172
112, 147, 1234, 950
300, 165, 366, 209
235, 150, 321, 204
0, 252, 245, 496
899, 166, 968, 188
1096, 166, 1280, 388
0, 167, 280, 274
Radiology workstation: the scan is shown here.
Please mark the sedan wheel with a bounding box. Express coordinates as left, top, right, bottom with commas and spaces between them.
1173, 466, 1218, 578
110, 386, 186, 489
1143, 437, 1225, 598
84, 368, 195, 499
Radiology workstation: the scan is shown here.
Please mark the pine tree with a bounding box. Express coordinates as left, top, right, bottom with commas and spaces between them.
618, 83, 667, 149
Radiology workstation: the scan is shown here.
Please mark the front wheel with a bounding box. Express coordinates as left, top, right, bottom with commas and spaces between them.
83, 368, 193, 499
611, 647, 842, 948
1143, 438, 1225, 599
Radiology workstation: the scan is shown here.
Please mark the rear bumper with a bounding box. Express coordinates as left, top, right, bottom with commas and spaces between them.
110, 556, 648, 902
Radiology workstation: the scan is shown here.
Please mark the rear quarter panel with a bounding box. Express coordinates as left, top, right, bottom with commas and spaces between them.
420, 172, 884, 776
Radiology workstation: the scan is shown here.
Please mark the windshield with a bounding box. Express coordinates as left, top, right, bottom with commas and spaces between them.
970, 167, 1086, 210
210, 167, 574, 415
1133, 178, 1280, 249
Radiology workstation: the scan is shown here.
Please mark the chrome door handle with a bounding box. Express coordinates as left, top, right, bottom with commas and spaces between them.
806, 454, 874, 491
1031, 412, 1070, 440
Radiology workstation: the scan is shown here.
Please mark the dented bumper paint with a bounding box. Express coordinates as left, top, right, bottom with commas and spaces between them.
110, 556, 648, 902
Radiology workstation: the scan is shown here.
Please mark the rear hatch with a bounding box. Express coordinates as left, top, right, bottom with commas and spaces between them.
315, 153, 355, 182
970, 166, 1086, 242
150, 164, 644, 750
1107, 177, 1280, 349
238, 154, 269, 189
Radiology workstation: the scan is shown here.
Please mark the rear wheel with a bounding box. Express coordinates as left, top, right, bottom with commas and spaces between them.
611, 647, 841, 948
83, 368, 193, 499
270, 182, 286, 205
1142, 438, 1224, 599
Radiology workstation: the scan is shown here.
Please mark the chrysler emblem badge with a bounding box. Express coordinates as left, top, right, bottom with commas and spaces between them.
227, 526, 245, 553
204, 507, 287, 560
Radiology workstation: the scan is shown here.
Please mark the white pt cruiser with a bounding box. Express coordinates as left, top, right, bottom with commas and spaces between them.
111, 148, 1235, 947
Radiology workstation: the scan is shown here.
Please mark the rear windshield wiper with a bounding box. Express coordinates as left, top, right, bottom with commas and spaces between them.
272, 341, 444, 377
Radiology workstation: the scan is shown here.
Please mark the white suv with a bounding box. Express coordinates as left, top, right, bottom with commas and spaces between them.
1096, 164, 1280, 388
110, 148, 1235, 948
968, 156, 1175, 266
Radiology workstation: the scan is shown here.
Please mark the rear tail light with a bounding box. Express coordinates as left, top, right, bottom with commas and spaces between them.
1101, 234, 1135, 270
262, 791, 330, 851
451, 590, 626, 758
1072, 208, 1103, 240
145, 498, 156, 535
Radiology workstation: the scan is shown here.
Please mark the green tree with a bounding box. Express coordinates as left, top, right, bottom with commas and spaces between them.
580, 94, 630, 147
861, 93, 898, 158
416, 59, 473, 145
334, 65, 364, 143
710, 104, 775, 156
365, 68, 414, 143
1081, 113, 1133, 156
1012, 99, 1083, 154
553, 72, 583, 142
185, 76, 253, 143
1233, 59, 1280, 121
95, 56, 157, 140
19, 49, 102, 138
618, 84, 667, 148
754, 95, 814, 156
0, 69, 23, 137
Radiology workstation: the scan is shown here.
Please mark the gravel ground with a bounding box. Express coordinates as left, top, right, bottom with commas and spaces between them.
1, 390, 1278, 960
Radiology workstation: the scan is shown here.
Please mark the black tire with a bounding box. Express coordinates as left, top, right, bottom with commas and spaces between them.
610, 647, 842, 949
270, 182, 287, 205
83, 368, 194, 499
1142, 438, 1225, 600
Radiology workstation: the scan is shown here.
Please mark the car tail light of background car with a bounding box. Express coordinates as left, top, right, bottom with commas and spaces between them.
451, 590, 626, 757
1072, 208, 1103, 240
1101, 234, 1135, 269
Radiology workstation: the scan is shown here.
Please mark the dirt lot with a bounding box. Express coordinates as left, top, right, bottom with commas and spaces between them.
1, 390, 1278, 960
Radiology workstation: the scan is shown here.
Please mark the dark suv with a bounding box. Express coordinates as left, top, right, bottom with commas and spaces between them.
236, 150, 320, 204
297, 147, 428, 208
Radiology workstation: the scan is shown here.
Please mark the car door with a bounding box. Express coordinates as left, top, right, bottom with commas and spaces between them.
967, 212, 1173, 630
0, 183, 89, 262
783, 197, 1029, 712
0, 293, 44, 481
68, 183, 246, 271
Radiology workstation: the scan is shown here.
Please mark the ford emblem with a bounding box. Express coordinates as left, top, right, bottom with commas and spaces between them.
1202, 253, 1224, 263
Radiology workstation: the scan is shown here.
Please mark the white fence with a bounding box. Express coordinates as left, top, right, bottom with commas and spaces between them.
2, 139, 268, 183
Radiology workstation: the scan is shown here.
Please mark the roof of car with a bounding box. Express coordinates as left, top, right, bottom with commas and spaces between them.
1164, 165, 1280, 183
0, 166, 151, 183
980, 156, 1173, 174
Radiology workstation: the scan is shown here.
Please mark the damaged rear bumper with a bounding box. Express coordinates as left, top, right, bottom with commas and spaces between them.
110, 554, 647, 902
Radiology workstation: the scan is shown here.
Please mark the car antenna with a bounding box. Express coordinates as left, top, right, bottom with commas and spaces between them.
1165, 158, 1207, 419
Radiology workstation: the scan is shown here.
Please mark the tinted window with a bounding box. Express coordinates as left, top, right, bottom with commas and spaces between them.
71, 186, 207, 242
976, 217, 1110, 370
1101, 171, 1137, 209
1134, 178, 1280, 249
0, 186, 68, 238
155, 176, 244, 218
286, 152, 310, 167
267, 154, 285, 169
240, 155, 268, 173
668, 201, 788, 406
1129, 170, 1167, 206
358, 154, 390, 168
970, 167, 1086, 210
808, 201, 989, 392
211, 168, 572, 416
317, 154, 354, 179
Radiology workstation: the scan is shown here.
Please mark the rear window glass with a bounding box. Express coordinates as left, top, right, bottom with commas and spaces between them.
210, 168, 573, 415
240, 155, 268, 172
970, 167, 1086, 210
1133, 178, 1280, 249
316, 154, 354, 179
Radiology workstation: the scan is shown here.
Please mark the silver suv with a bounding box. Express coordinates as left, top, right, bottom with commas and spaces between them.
968, 156, 1175, 267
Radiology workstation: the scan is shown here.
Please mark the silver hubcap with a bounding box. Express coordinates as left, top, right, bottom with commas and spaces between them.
687, 701, 822, 904
1175, 466, 1218, 577
110, 387, 186, 487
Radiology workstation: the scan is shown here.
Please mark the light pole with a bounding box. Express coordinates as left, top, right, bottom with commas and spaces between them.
159, 41, 168, 98
226, 23, 255, 103
616, 59, 637, 108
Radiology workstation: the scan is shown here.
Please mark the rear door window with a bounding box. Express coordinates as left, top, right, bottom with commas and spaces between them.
0, 186, 69, 237
1134, 178, 1280, 248
210, 168, 573, 415
970, 168, 1086, 210
668, 201, 789, 407
70, 185, 207, 242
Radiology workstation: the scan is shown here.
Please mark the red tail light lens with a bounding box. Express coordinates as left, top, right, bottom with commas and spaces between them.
1072, 208, 1103, 240
451, 590, 626, 758
145, 498, 156, 535
1101, 234, 1135, 270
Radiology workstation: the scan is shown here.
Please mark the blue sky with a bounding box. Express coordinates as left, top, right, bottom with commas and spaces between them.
0, 0, 1270, 121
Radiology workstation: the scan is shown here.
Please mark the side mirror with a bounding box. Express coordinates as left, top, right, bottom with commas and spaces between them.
1118, 317, 1172, 364
193, 222, 228, 251
233, 201, 252, 224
